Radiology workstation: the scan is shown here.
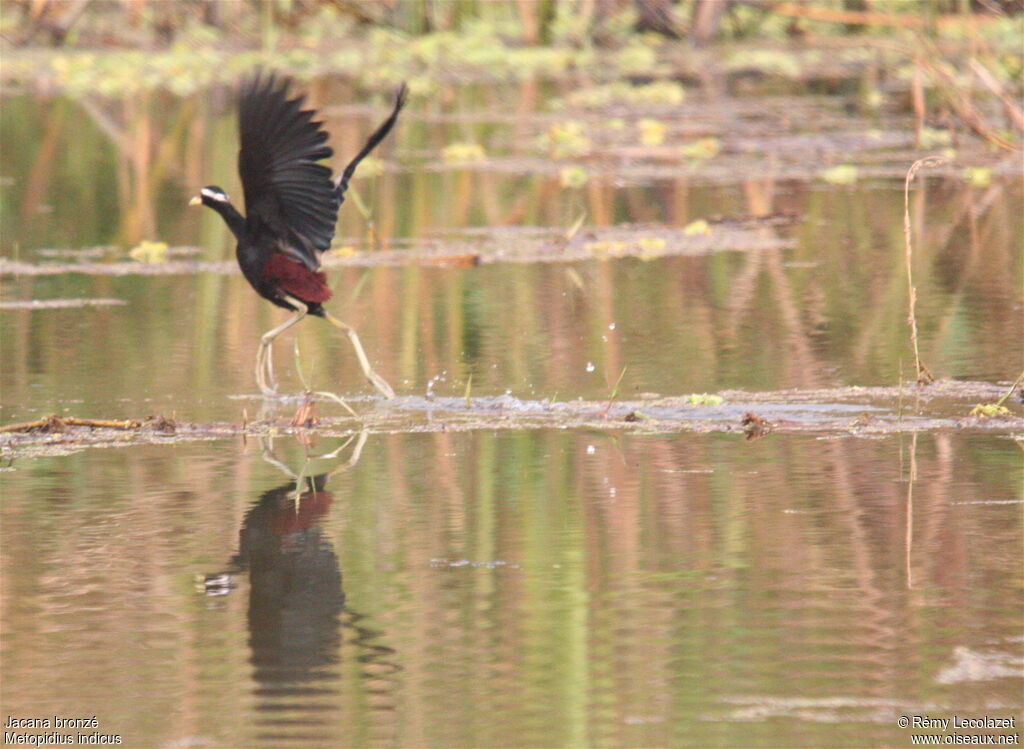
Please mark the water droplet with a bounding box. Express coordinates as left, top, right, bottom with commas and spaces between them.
586, 362, 595, 372
586, 445, 596, 455
608, 322, 616, 330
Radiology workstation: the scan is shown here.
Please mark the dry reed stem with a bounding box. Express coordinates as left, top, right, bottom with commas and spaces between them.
904, 157, 946, 385
601, 366, 628, 418
0, 415, 143, 433
912, 58, 925, 146
916, 54, 1019, 151
314, 391, 359, 418
969, 58, 1024, 132
994, 370, 1024, 409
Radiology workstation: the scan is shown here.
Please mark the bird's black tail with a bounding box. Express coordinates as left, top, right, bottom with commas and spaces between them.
334, 83, 408, 205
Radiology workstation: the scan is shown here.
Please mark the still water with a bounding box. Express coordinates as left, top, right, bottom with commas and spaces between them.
2, 431, 1021, 747
1, 76, 1022, 747
2, 84, 1023, 425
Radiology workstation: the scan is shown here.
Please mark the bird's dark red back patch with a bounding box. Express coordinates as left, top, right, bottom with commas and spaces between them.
269, 491, 334, 536
262, 253, 333, 303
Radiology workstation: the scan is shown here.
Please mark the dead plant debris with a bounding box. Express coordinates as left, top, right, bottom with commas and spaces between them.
742, 411, 772, 441
290, 398, 319, 428
0, 380, 1020, 459
0, 414, 176, 435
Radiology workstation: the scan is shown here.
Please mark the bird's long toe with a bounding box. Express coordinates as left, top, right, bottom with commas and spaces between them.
369, 374, 396, 400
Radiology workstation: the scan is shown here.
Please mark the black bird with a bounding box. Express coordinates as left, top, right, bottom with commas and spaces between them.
191, 73, 405, 398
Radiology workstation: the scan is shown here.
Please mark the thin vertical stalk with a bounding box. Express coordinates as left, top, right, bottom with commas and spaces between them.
903, 157, 944, 384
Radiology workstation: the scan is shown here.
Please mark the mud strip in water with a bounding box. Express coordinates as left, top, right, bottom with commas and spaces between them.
1, 380, 1019, 461
0, 221, 793, 279
0, 298, 127, 310
417, 152, 1019, 188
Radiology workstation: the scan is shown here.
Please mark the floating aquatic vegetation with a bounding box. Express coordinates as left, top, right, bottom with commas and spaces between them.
969, 372, 1024, 420
685, 394, 724, 407
442, 142, 488, 163
615, 42, 663, 76
918, 127, 953, 149
638, 118, 666, 146
585, 240, 629, 256
585, 234, 674, 260
970, 403, 1011, 419
540, 121, 592, 159
561, 81, 685, 109
558, 165, 589, 188
860, 86, 885, 111
680, 137, 720, 161
963, 166, 993, 187
637, 237, 667, 253
726, 49, 803, 79
820, 164, 859, 185
129, 240, 170, 263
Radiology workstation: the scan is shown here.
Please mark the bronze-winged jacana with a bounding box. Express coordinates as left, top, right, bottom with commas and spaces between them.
191, 72, 405, 399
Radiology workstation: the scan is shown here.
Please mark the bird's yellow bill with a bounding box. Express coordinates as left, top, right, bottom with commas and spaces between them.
188, 196, 202, 206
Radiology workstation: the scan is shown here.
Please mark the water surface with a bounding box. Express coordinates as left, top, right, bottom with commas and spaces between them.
2, 431, 1021, 747
2, 86, 1022, 424
1, 76, 1022, 748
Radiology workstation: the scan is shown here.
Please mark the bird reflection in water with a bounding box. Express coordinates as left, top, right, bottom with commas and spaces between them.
202, 432, 400, 744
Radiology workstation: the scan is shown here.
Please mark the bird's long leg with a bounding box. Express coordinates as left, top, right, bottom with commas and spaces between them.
323, 311, 396, 399
259, 436, 299, 479
256, 297, 308, 397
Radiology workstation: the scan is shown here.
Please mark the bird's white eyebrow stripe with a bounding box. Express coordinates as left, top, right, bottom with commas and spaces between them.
201, 187, 227, 200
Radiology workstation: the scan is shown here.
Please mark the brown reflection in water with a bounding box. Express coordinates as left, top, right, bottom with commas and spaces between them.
78, 93, 164, 244
19, 100, 64, 220
740, 174, 824, 389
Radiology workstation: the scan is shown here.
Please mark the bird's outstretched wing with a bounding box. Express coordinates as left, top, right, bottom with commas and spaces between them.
238, 72, 337, 271
334, 83, 408, 205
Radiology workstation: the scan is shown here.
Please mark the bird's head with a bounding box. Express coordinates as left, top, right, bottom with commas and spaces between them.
189, 186, 231, 208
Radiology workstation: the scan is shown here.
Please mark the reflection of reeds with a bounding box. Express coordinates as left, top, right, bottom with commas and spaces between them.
3, 77, 1022, 404
2, 425, 1022, 743
18, 100, 64, 219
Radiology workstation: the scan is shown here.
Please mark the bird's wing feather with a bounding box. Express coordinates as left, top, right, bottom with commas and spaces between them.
334, 83, 408, 205
238, 72, 337, 271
